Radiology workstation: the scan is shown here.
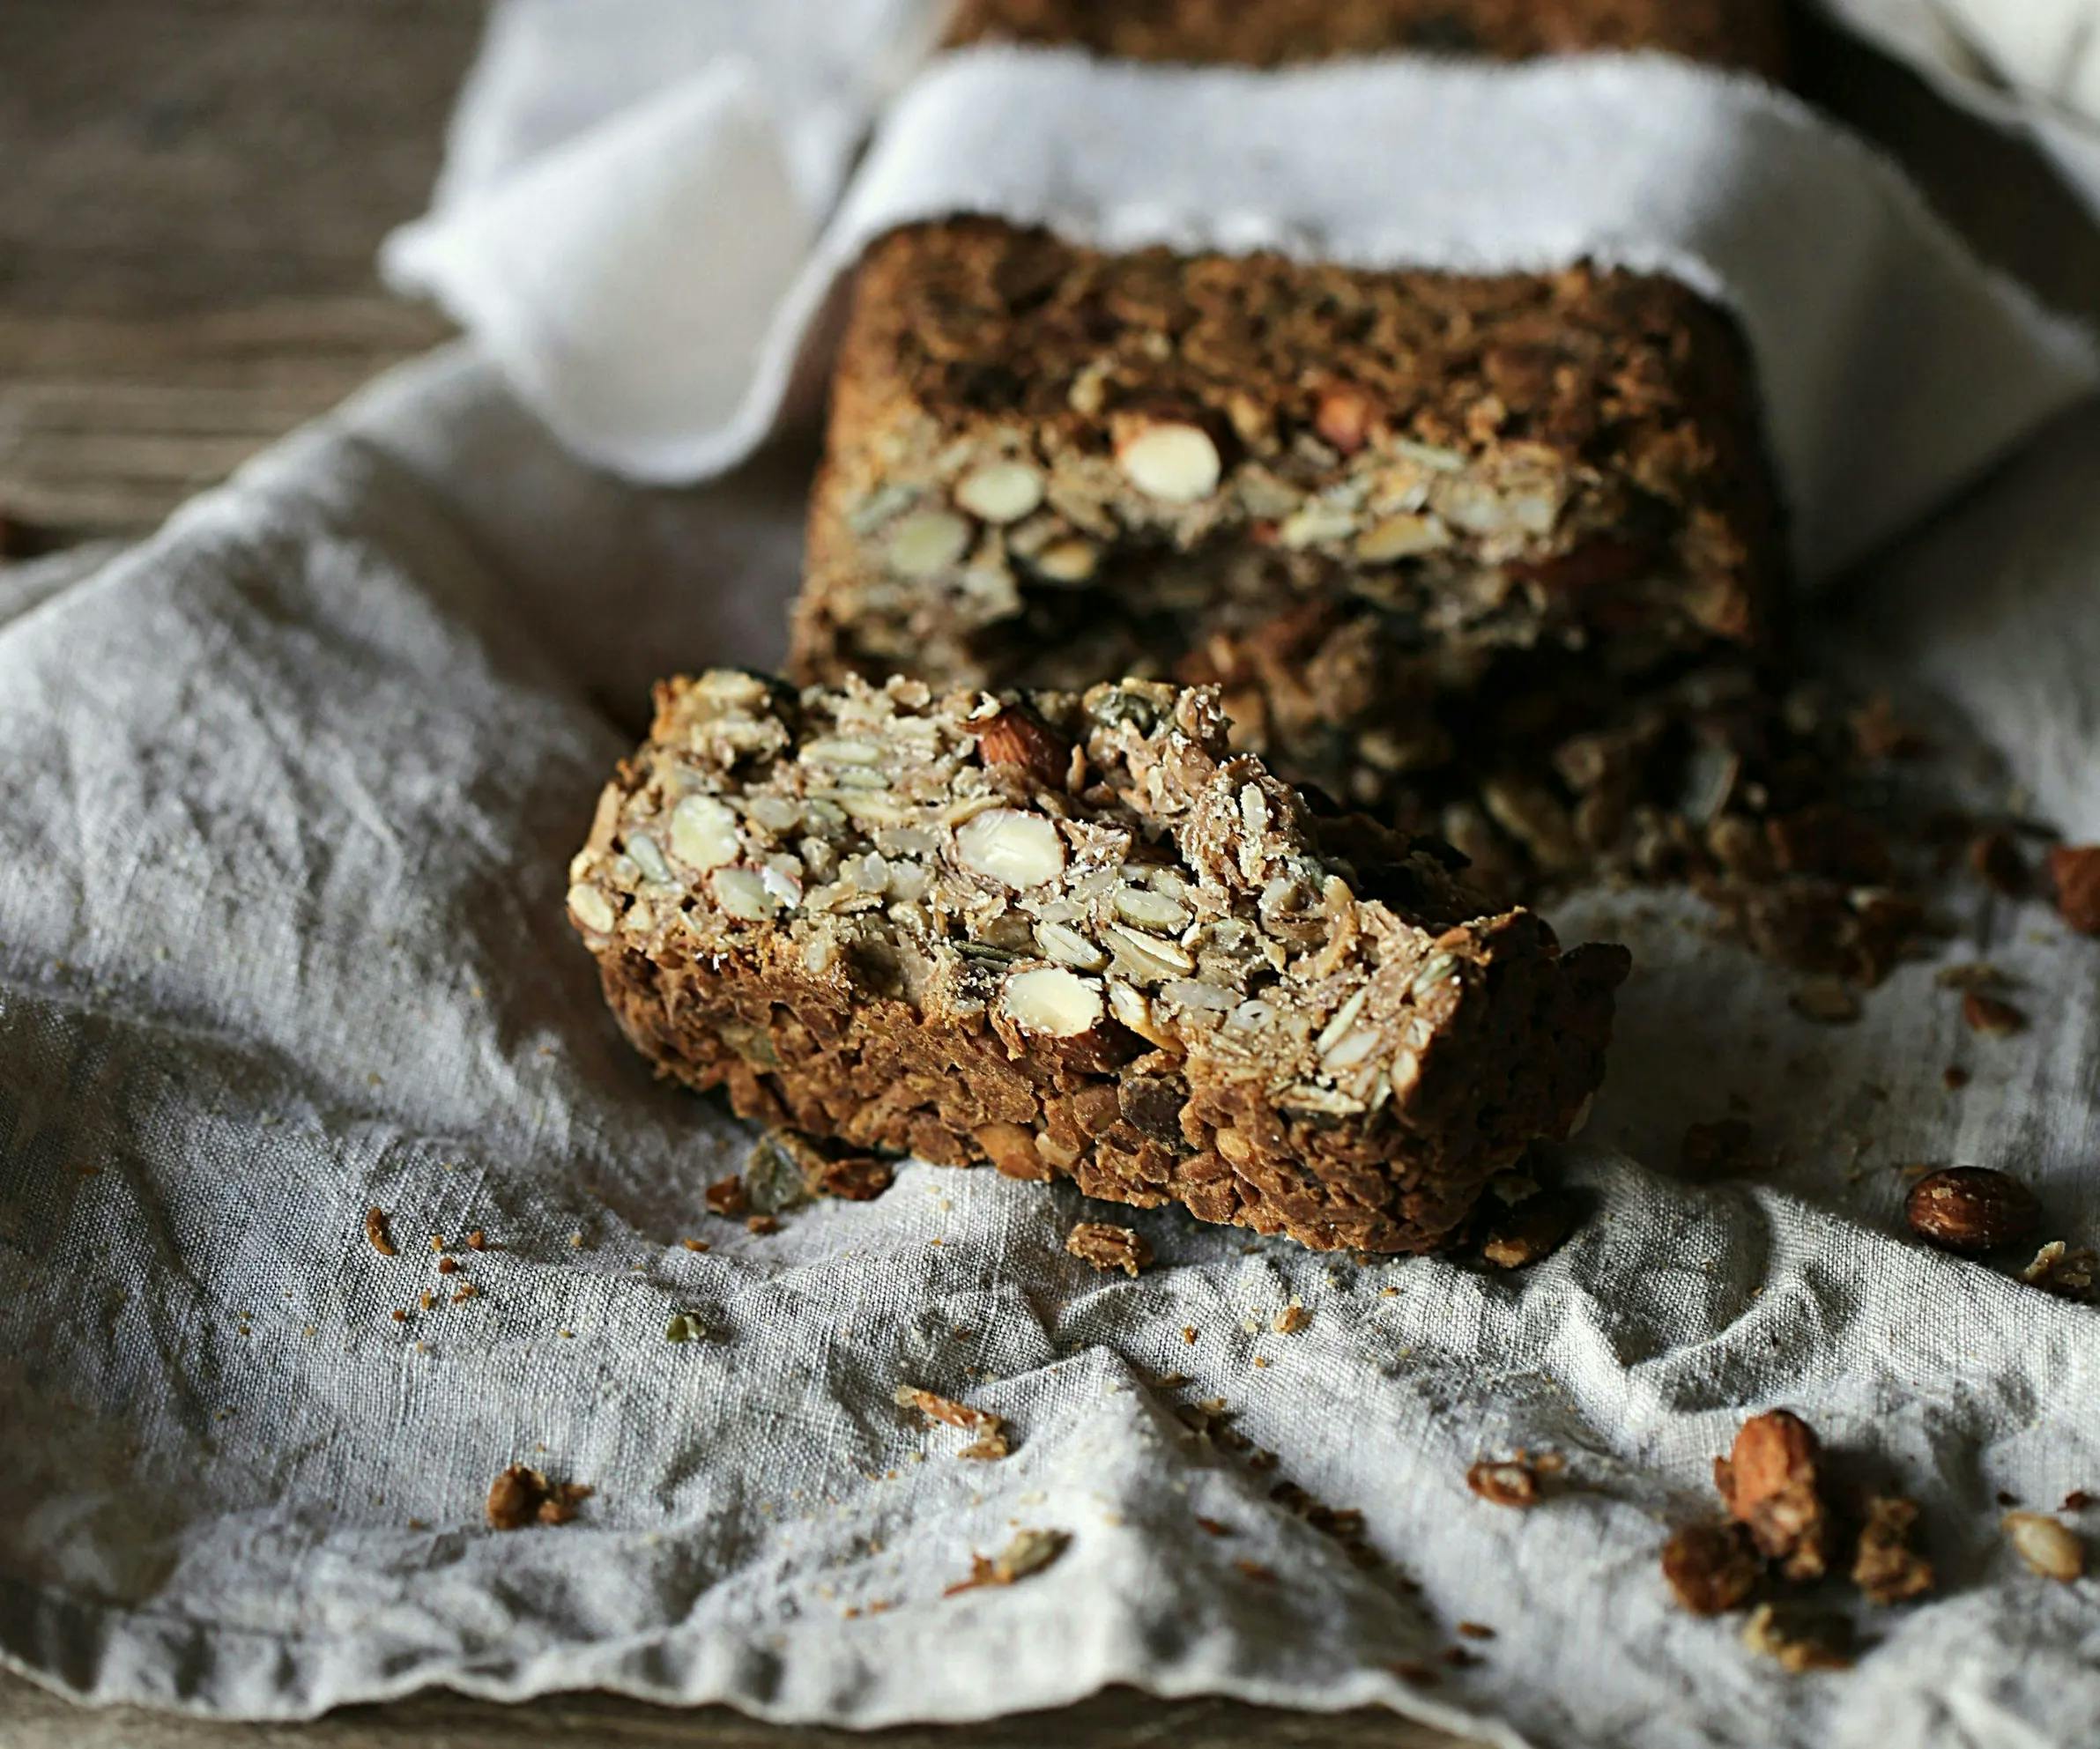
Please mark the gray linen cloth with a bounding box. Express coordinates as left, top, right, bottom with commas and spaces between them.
8, 10, 2100, 1741
1, 339, 2096, 1749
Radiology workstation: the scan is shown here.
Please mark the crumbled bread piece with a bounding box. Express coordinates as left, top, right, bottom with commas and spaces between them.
1480, 1189, 1582, 1268
945, 1527, 1069, 1595
894, 1384, 1011, 1460
1961, 990, 2026, 1036
1851, 1495, 1934, 1604
1661, 1521, 1761, 1615
2049, 844, 2100, 934
1065, 1221, 1153, 1277
2022, 1241, 2100, 1304
485, 1464, 593, 1530
1742, 1604, 1853, 1672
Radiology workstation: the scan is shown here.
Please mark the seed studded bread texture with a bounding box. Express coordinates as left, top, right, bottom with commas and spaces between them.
943, 0, 1787, 75
568, 670, 1630, 1254
790, 221, 1786, 819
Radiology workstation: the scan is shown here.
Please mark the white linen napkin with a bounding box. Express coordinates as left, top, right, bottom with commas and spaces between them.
1830, 0, 2100, 204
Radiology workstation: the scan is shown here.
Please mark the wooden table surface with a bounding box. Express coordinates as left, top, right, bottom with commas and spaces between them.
4, 4, 2095, 1744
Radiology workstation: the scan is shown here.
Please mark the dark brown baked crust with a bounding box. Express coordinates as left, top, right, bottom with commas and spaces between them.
944, 0, 1788, 75
790, 221, 1785, 827
568, 671, 1629, 1253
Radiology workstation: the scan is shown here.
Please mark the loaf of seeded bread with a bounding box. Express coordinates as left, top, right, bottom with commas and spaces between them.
568, 671, 1629, 1253
790, 0, 1790, 858
790, 220, 1785, 827
943, 0, 1787, 74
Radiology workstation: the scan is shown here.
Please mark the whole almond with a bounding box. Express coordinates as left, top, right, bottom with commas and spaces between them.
1717, 1410, 1830, 1579
1719, 1411, 1818, 1512
975, 706, 1073, 791
1905, 1167, 2040, 1256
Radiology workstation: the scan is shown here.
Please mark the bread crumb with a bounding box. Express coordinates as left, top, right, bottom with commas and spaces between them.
486, 1464, 593, 1530
1742, 1604, 1853, 1672
894, 1383, 1010, 1461
1962, 990, 2027, 1036
944, 1527, 1069, 1595
1065, 1221, 1151, 1276
1851, 1495, 1934, 1604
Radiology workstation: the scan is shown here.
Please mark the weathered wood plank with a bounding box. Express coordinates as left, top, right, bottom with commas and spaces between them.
0, 0, 474, 538
0, 0, 487, 315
